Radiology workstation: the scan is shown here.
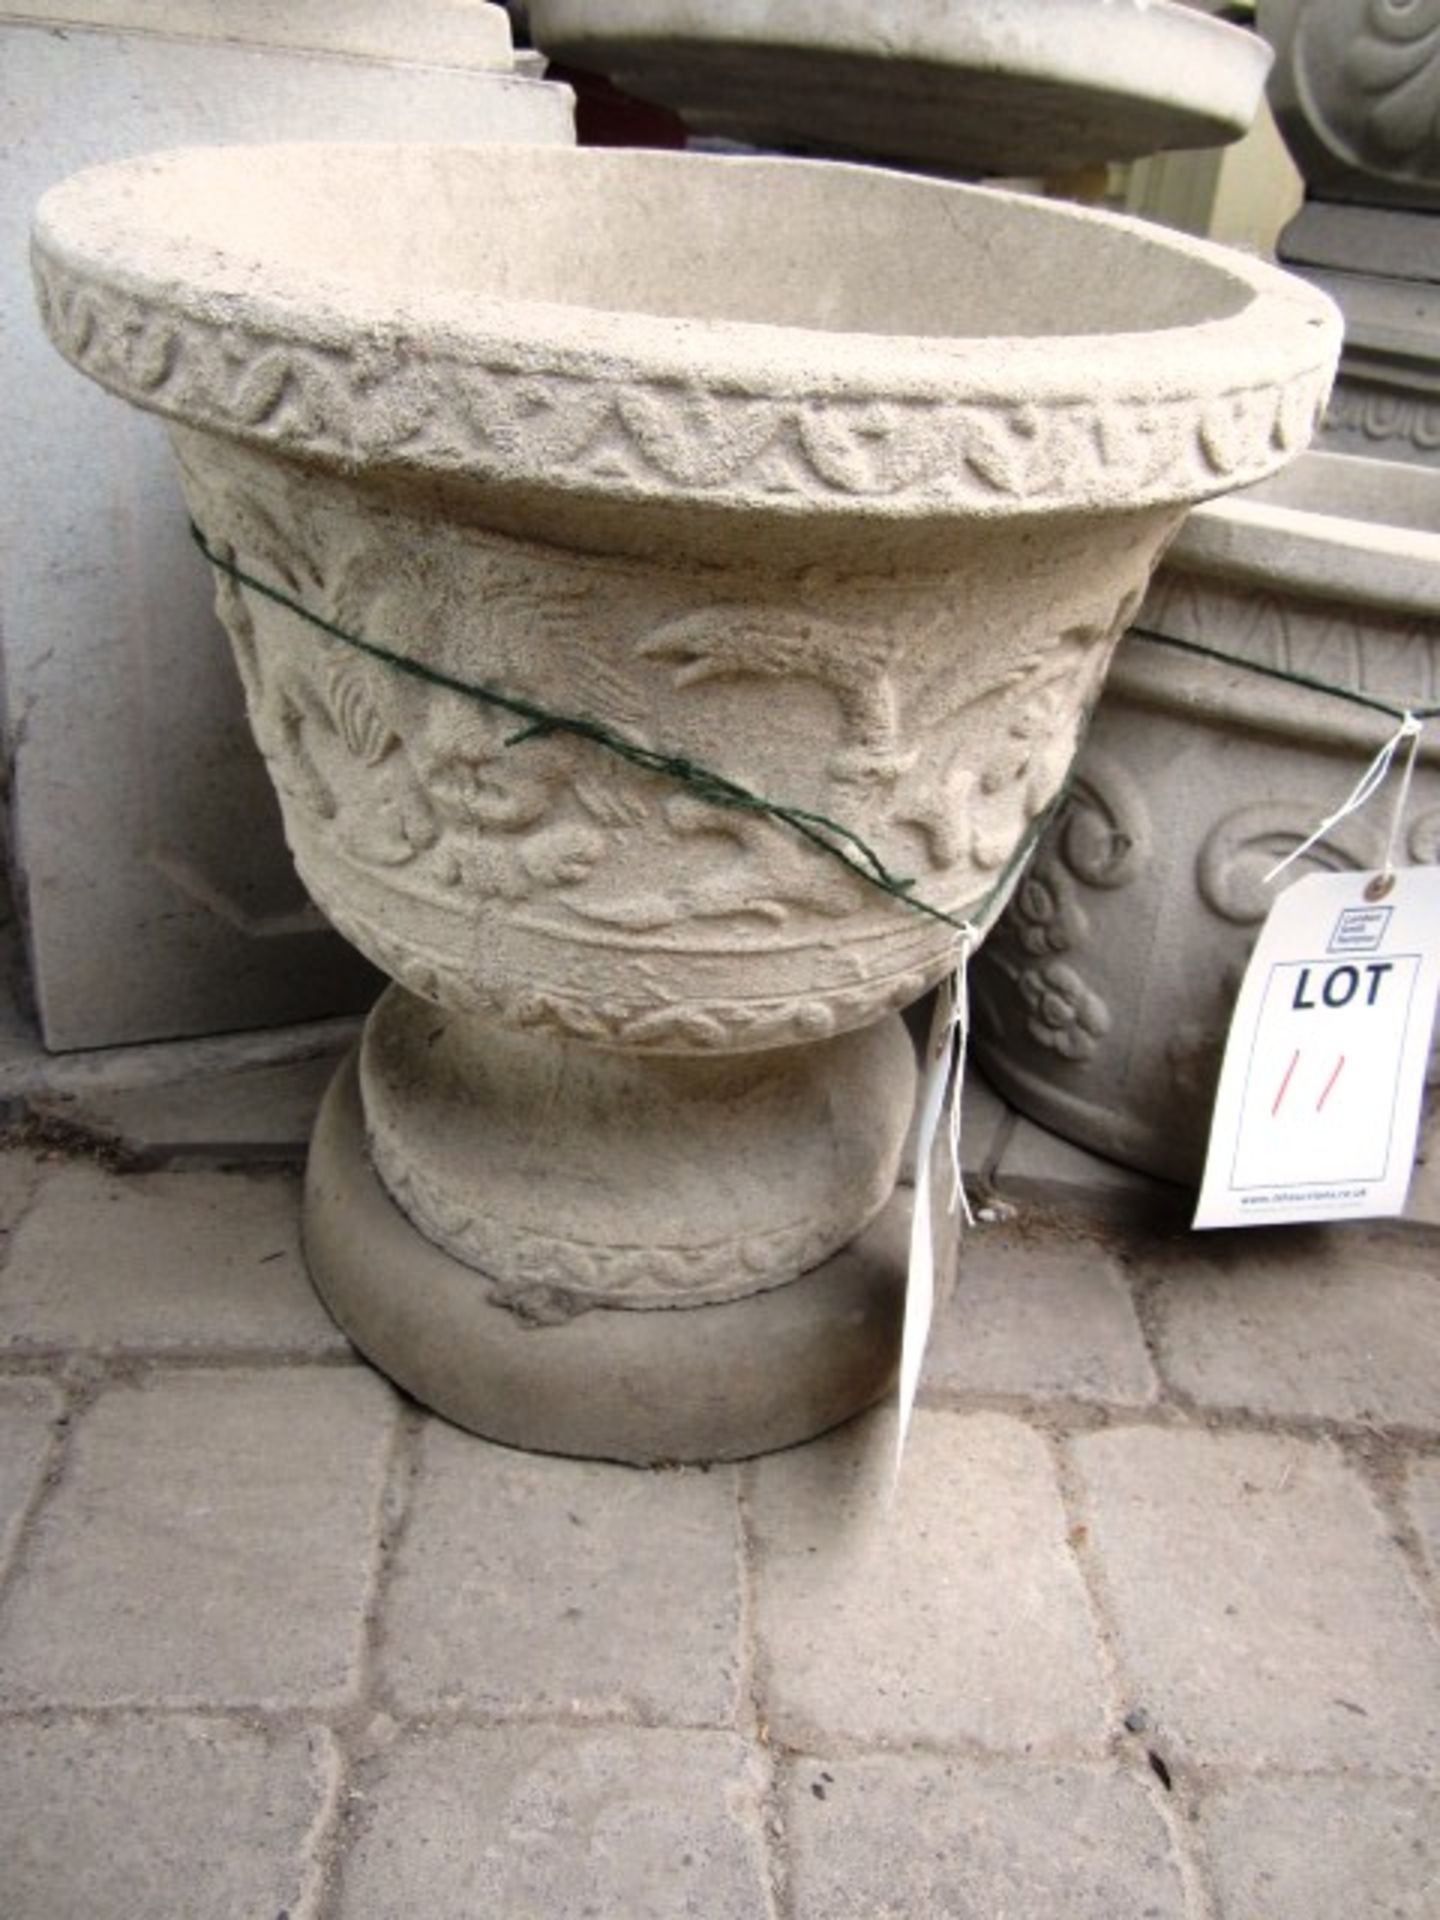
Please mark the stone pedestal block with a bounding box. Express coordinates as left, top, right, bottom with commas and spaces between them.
0, 5, 572, 1049
32, 141, 1337, 1456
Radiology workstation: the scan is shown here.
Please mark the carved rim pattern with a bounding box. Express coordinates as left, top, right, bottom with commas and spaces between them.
32, 145, 1340, 518
373, 1147, 853, 1310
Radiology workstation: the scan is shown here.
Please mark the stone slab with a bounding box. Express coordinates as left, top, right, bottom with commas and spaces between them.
1198, 1775, 1440, 1920
0, 1163, 350, 1356
0, 1378, 61, 1575
29, 1048, 342, 1164
3, 0, 515, 69
926, 1229, 1157, 1406
336, 1725, 771, 1919
785, 1754, 1185, 1920
0, 1717, 339, 1920
0, 1368, 394, 1707
1073, 1427, 1440, 1774
1281, 202, 1440, 287
992, 1118, 1184, 1226
380, 1420, 741, 1724
1146, 1237, 1440, 1429
747, 1408, 1107, 1753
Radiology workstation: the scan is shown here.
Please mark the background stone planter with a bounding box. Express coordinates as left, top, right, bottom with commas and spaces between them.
528, 0, 1272, 176
33, 141, 1337, 1458
972, 450, 1440, 1186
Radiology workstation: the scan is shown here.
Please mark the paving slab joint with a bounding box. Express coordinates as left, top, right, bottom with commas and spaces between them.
0, 1378, 81, 1607
1049, 1429, 1225, 1920
1336, 1437, 1440, 1643
735, 1462, 791, 1920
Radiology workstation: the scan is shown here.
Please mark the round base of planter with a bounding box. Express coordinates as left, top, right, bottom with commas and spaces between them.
304, 1050, 918, 1464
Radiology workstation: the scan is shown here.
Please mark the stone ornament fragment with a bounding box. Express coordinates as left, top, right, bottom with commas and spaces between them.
528, 0, 1273, 176
1261, 0, 1440, 208
32, 143, 1339, 1459
972, 451, 1440, 1186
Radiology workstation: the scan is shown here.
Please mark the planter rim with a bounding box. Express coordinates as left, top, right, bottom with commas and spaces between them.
1172, 450, 1440, 618
32, 142, 1340, 520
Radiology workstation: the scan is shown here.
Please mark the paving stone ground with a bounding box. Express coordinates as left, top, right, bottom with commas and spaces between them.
0, 1127, 1437, 1919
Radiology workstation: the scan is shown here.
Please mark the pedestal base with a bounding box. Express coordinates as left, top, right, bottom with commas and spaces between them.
305, 1051, 926, 1463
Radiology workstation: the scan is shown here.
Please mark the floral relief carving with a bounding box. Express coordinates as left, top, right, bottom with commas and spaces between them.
35, 254, 1334, 516
1016, 960, 1111, 1062
971, 749, 1149, 1072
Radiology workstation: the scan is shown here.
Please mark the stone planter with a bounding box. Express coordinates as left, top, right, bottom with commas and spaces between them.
32, 142, 1337, 1459
529, 0, 1272, 176
972, 449, 1440, 1186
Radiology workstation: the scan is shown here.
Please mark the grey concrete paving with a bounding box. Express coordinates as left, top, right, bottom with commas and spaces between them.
926, 1235, 1158, 1406
1196, 1774, 1440, 1920
784, 1755, 1188, 1920
0, 1135, 1436, 1919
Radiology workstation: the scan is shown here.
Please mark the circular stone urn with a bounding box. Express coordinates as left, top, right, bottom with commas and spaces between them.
972, 450, 1440, 1186
32, 144, 1338, 1460
528, 0, 1272, 176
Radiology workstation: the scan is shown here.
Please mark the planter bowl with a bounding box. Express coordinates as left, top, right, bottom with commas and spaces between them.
32, 143, 1339, 1457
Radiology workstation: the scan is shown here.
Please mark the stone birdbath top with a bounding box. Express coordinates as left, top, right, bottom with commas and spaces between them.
527, 0, 1273, 175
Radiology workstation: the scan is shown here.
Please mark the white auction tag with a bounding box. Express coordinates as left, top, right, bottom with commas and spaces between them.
896, 973, 960, 1475
1195, 867, 1440, 1229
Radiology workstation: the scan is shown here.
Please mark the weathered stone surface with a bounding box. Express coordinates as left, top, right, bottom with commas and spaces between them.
530, 0, 1271, 174
0, 1162, 350, 1356
927, 1232, 1157, 1406
1198, 1774, 1440, 1920
1074, 1427, 1440, 1773
307, 1053, 913, 1464
337, 1726, 771, 1919
1148, 1237, 1440, 1428
33, 134, 1337, 1460
0, 1717, 339, 1920
786, 1754, 1186, 1920
0, 1368, 394, 1707
380, 1420, 741, 1723
748, 1410, 1107, 1752
0, 1378, 61, 1572
1403, 1456, 1440, 1586
0, 1147, 46, 1233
